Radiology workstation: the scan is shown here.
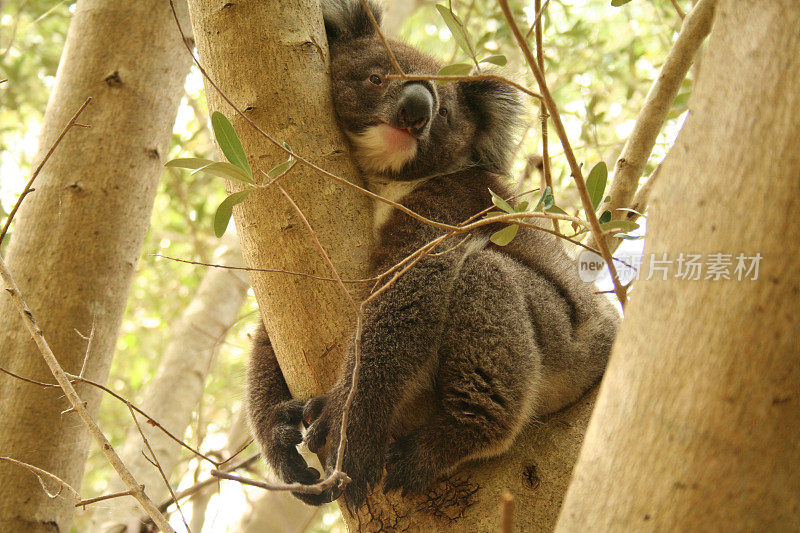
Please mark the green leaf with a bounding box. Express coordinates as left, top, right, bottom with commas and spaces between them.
514, 201, 529, 212
435, 4, 473, 59
264, 159, 296, 184
489, 188, 514, 214
482, 210, 507, 219
490, 224, 519, 246
611, 0, 633, 6
616, 207, 646, 217
546, 205, 569, 216
586, 161, 608, 211
211, 111, 252, 178
600, 220, 640, 232
213, 190, 250, 238
191, 161, 253, 185
437, 63, 473, 77
599, 210, 612, 224
534, 186, 554, 211
165, 157, 215, 170
480, 54, 507, 66
614, 232, 644, 240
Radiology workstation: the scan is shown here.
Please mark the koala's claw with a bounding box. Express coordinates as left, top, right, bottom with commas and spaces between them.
302, 395, 327, 426
262, 400, 321, 487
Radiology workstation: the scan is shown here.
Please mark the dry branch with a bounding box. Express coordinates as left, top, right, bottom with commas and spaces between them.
498, 0, 627, 305
0, 256, 174, 533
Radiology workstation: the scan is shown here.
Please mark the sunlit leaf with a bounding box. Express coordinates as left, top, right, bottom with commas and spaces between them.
546, 205, 569, 216
600, 220, 640, 232
211, 111, 252, 178
514, 201, 529, 212
437, 63, 473, 77
611, 0, 633, 6
586, 161, 608, 211
489, 188, 514, 214
165, 157, 215, 170
435, 4, 474, 59
264, 159, 296, 184
480, 54, 507, 66
490, 224, 519, 246
614, 232, 644, 240
214, 190, 250, 238
191, 161, 253, 185
534, 186, 554, 211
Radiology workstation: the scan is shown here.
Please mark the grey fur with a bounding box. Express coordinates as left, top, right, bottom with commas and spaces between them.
246, 0, 620, 509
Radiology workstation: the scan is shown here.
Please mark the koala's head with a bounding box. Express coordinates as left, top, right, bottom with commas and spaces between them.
322, 0, 524, 180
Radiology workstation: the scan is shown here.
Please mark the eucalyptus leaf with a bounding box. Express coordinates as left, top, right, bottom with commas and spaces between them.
534, 186, 553, 211
586, 161, 608, 211
614, 232, 644, 240
165, 157, 215, 170
514, 201, 529, 212
600, 220, 640, 232
211, 111, 252, 178
435, 4, 474, 59
214, 190, 251, 238
599, 210, 612, 224
191, 161, 253, 185
616, 207, 646, 217
437, 63, 473, 77
611, 0, 633, 6
489, 188, 514, 214
490, 224, 519, 246
545, 205, 569, 216
264, 159, 296, 184
480, 54, 507, 66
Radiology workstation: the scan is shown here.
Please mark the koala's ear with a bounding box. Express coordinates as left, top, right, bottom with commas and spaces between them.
459, 78, 525, 174
322, 0, 383, 45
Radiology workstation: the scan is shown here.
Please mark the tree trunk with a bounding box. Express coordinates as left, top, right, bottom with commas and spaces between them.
187, 1, 600, 531
96, 236, 249, 533
0, 2, 192, 530
557, 1, 800, 530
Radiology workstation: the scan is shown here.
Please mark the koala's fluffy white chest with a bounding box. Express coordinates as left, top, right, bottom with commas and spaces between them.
368, 177, 427, 235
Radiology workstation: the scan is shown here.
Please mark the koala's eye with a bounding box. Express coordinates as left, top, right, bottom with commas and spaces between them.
369, 74, 383, 85
439, 107, 448, 117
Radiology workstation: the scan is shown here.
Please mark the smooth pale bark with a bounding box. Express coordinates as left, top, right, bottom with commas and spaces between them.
557, 1, 800, 530
186, 0, 372, 396
0, 1, 192, 531
96, 236, 249, 533
187, 1, 602, 530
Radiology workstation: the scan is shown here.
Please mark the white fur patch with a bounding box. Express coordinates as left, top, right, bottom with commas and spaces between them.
347, 125, 418, 174
368, 176, 428, 235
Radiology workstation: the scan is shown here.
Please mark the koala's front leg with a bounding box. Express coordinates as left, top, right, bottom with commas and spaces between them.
246, 324, 324, 505
303, 257, 457, 508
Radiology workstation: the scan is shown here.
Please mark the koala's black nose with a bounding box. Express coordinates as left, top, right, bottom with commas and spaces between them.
395, 83, 434, 134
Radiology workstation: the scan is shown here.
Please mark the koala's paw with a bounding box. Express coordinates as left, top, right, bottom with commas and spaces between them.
260, 400, 321, 486
383, 434, 436, 497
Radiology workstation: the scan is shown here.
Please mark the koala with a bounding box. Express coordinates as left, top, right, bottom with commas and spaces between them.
246, 0, 620, 509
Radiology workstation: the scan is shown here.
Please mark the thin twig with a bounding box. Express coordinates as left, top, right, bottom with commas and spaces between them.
670, 0, 687, 19
0, 256, 174, 532
153, 254, 377, 284
128, 403, 191, 532
0, 365, 221, 467
76, 487, 142, 509
0, 456, 82, 501
358, 0, 405, 76
532, 0, 558, 234
497, 0, 626, 306
0, 97, 92, 245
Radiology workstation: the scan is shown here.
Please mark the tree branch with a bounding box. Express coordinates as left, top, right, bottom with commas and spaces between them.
586, 0, 716, 254
0, 256, 174, 533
